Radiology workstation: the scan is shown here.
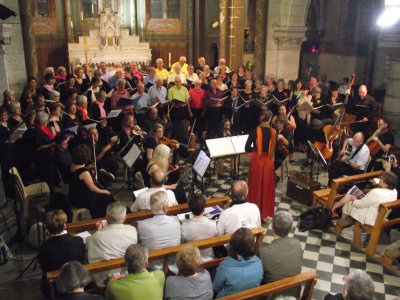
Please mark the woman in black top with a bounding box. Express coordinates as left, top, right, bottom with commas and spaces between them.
0, 107, 16, 197
239, 80, 257, 134
69, 144, 114, 218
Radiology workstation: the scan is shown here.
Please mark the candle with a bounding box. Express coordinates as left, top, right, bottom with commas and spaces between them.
91, 3, 94, 14
168, 52, 171, 68
81, 12, 83, 21
70, 20, 74, 29
141, 21, 143, 29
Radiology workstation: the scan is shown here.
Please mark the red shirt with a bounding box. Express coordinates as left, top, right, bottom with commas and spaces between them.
189, 88, 206, 109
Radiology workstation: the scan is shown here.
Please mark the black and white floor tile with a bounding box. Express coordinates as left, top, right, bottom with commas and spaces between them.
201, 157, 400, 300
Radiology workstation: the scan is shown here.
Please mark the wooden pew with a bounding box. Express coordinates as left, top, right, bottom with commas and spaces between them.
312, 171, 383, 210
353, 199, 400, 257
66, 195, 231, 234
218, 270, 317, 300
46, 226, 265, 283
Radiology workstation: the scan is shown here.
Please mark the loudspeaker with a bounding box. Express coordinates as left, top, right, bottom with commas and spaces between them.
286, 172, 321, 206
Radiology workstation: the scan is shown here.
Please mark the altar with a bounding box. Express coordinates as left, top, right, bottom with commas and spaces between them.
68, 6, 151, 67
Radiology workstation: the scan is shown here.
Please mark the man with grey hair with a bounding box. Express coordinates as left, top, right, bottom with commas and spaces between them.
137, 191, 181, 269
325, 269, 375, 300
260, 211, 302, 299
167, 64, 187, 84
131, 82, 151, 124
217, 180, 261, 235
148, 76, 167, 107
213, 57, 231, 75
86, 201, 137, 263
105, 244, 165, 299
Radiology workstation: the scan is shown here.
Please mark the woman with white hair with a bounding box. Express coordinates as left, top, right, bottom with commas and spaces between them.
8, 101, 24, 130
34, 111, 56, 193
76, 95, 89, 122
146, 144, 186, 204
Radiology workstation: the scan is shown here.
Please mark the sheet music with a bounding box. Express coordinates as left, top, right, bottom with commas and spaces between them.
205, 135, 248, 158
193, 150, 211, 177
9, 123, 27, 143
230, 135, 249, 154
107, 109, 122, 119
122, 143, 141, 168
206, 137, 236, 158
83, 123, 98, 130
106, 88, 114, 98
347, 185, 365, 200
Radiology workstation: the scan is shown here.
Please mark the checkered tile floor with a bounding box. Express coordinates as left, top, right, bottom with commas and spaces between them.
200, 157, 400, 300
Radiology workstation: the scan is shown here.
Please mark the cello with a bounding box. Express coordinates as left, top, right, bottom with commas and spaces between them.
314, 112, 344, 159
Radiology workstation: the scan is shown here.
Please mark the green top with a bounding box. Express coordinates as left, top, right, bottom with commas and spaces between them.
168, 85, 189, 102
105, 269, 165, 300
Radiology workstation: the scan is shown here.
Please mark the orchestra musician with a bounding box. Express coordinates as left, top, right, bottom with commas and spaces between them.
328, 131, 370, 185
146, 144, 187, 204
216, 118, 235, 178
272, 105, 296, 163
366, 118, 394, 171
274, 117, 292, 180
245, 110, 277, 221
346, 84, 376, 136
69, 144, 114, 218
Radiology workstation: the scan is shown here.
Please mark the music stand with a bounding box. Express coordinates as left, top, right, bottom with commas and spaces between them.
186, 150, 211, 199
304, 140, 327, 181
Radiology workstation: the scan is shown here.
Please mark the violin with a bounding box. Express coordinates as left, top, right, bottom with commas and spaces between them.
159, 136, 180, 149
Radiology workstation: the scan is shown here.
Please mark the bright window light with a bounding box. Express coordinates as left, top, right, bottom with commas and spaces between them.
377, 7, 400, 27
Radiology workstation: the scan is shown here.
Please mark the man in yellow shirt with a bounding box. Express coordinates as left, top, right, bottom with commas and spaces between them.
167, 76, 192, 122
171, 56, 189, 76
155, 58, 170, 80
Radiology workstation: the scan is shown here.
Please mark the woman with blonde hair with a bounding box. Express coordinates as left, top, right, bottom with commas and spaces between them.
165, 245, 213, 300
146, 144, 186, 203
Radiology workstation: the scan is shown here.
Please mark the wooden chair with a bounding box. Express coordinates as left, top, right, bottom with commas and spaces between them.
46, 227, 265, 284
66, 195, 231, 234
8, 167, 50, 227
218, 270, 317, 300
312, 170, 383, 210
353, 199, 400, 257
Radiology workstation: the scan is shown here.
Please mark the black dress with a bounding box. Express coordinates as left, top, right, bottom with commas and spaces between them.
239, 91, 257, 134
0, 124, 15, 197
69, 167, 114, 218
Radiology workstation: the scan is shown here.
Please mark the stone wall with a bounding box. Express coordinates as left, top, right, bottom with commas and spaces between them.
0, 0, 26, 100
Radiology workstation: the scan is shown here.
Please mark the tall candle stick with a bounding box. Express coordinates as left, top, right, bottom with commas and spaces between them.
70, 20, 74, 29
91, 3, 94, 14
168, 52, 171, 68
81, 12, 83, 21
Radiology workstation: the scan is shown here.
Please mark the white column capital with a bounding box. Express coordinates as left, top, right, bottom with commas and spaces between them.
273, 26, 308, 50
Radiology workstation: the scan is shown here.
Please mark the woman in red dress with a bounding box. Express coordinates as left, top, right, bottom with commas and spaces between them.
245, 110, 276, 220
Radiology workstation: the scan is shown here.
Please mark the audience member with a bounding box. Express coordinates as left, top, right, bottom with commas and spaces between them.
86, 201, 138, 262
260, 211, 302, 299
325, 269, 375, 300
131, 169, 177, 212
164, 245, 213, 300
38, 210, 85, 297
105, 245, 165, 300
217, 180, 261, 235
213, 228, 263, 298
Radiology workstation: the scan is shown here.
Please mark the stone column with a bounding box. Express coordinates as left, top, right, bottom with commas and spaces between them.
271, 26, 307, 81
228, 0, 245, 69
18, 0, 38, 78
63, 0, 73, 43
380, 31, 400, 147
0, 24, 12, 93
219, 0, 228, 59
187, 0, 194, 63
253, 0, 267, 79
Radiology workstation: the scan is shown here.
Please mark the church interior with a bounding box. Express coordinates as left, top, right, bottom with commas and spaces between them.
0, 0, 400, 299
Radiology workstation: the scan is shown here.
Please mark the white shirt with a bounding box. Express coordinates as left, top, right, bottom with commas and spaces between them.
217, 202, 261, 235
345, 188, 397, 226
167, 72, 187, 85
131, 187, 178, 212
347, 138, 370, 170
86, 224, 138, 263
131, 92, 151, 114
182, 217, 218, 260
